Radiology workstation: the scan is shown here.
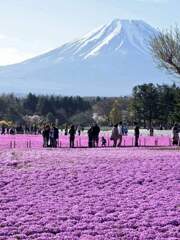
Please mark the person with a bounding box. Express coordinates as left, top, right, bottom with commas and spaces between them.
134, 122, 140, 147
101, 136, 107, 147
16, 125, 24, 134
92, 123, 100, 147
123, 124, 128, 136
110, 124, 119, 147
34, 125, 37, 135
30, 126, 33, 134
88, 126, 94, 148
150, 127, 154, 136
42, 125, 46, 147
69, 125, 76, 148
65, 125, 68, 136
77, 125, 81, 136
25, 126, 30, 134
117, 121, 123, 147
42, 124, 50, 147
9, 127, 15, 135
1, 125, 6, 135
6, 127, 10, 134
50, 124, 59, 148
172, 123, 179, 146
38, 128, 41, 134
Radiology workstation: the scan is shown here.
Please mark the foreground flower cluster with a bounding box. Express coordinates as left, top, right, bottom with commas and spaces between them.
0, 148, 179, 239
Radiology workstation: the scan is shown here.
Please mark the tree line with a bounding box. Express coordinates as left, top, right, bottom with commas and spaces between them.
0, 83, 179, 129
0, 94, 92, 127
93, 84, 180, 128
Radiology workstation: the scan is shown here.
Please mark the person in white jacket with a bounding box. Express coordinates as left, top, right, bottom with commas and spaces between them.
117, 121, 123, 147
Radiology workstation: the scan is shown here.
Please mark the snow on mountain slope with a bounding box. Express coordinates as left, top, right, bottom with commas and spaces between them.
0, 19, 171, 96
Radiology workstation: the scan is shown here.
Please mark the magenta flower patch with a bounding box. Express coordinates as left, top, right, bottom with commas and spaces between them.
0, 148, 179, 239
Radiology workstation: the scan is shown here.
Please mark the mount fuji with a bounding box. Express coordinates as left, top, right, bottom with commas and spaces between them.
0, 19, 171, 96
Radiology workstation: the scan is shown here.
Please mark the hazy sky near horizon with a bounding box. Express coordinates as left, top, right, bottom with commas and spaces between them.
0, 0, 179, 65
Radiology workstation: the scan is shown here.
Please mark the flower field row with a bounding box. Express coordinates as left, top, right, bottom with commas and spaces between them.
0, 134, 173, 150
0, 147, 179, 239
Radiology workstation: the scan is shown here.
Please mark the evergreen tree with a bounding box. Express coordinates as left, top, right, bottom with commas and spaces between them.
109, 100, 122, 125
132, 84, 159, 128
23, 93, 38, 114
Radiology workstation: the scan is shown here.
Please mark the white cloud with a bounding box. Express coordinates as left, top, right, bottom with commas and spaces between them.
0, 34, 7, 40
0, 47, 34, 66
0, 33, 41, 66
0, 32, 53, 66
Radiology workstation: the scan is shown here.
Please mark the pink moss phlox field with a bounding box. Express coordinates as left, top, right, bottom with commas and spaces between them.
0, 134, 172, 149
0, 148, 180, 240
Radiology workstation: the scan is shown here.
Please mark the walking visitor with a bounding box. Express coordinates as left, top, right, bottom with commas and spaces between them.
65, 125, 68, 136
77, 125, 81, 136
101, 136, 107, 147
88, 126, 94, 148
50, 124, 59, 148
150, 127, 154, 136
172, 123, 179, 145
92, 123, 100, 147
69, 125, 76, 148
117, 121, 123, 147
134, 122, 140, 147
123, 124, 128, 136
42, 124, 50, 147
1, 125, 6, 135
111, 124, 119, 147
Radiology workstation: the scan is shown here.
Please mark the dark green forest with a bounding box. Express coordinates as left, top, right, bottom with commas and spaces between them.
0, 83, 179, 128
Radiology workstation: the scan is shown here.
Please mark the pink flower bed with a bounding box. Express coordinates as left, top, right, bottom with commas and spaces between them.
0, 148, 179, 239
0, 134, 172, 149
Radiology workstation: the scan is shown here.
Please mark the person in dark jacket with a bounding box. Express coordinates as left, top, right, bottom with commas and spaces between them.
88, 126, 94, 148
172, 123, 179, 145
10, 127, 15, 135
134, 122, 140, 147
50, 124, 59, 148
150, 127, 154, 136
101, 136, 107, 147
65, 124, 68, 136
92, 123, 100, 147
1, 125, 6, 135
69, 125, 76, 148
42, 124, 50, 147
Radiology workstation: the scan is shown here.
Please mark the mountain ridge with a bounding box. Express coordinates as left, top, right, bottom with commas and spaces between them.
0, 19, 170, 96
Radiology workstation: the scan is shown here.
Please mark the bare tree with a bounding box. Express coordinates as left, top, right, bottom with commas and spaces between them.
150, 26, 180, 77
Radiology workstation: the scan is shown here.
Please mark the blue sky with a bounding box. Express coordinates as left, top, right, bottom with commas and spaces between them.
0, 0, 179, 65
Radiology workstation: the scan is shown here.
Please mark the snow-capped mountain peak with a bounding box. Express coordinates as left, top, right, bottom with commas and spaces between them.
0, 19, 169, 96
52, 18, 158, 61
